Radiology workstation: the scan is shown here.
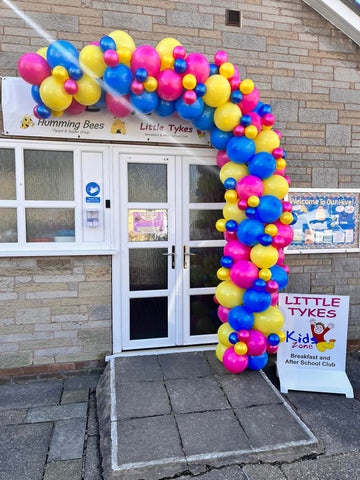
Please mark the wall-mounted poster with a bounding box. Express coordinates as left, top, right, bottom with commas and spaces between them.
287, 190, 360, 252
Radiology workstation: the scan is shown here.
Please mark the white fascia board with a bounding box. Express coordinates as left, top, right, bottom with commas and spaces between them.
303, 0, 360, 46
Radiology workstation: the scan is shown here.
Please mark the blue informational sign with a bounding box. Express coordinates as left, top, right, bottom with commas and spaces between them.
85, 182, 100, 196
288, 192, 360, 251
86, 197, 101, 203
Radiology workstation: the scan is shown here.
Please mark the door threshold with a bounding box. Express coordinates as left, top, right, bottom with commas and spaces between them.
105, 344, 217, 362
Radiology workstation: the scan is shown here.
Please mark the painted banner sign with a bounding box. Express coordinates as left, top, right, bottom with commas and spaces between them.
1, 77, 210, 145
277, 293, 353, 397
288, 191, 360, 251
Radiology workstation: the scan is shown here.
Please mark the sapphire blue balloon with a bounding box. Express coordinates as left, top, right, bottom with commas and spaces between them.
130, 91, 158, 114
253, 279, 267, 291
221, 256, 234, 268
258, 233, 273, 246
224, 177, 237, 190
175, 96, 204, 121
135, 68, 148, 83
290, 212, 298, 225
237, 218, 264, 246
192, 105, 215, 131
243, 288, 271, 313
267, 333, 280, 346
47, 40, 79, 70
210, 127, 233, 150
194, 83, 206, 97
226, 136, 256, 164
68, 65, 83, 80
155, 99, 175, 117
256, 195, 283, 224
36, 104, 51, 119
228, 306, 254, 331
230, 90, 243, 104
240, 114, 252, 127
104, 65, 133, 95
258, 104, 272, 117
245, 207, 256, 219
248, 152, 276, 180
229, 332, 238, 345
31, 85, 42, 105
174, 58, 187, 74
282, 150, 287, 159
247, 352, 268, 370
99, 36, 116, 52
209, 63, 218, 76
225, 220, 237, 232
252, 101, 263, 114
269, 265, 288, 290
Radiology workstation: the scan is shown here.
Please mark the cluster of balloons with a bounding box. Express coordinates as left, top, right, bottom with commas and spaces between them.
17, 32, 296, 374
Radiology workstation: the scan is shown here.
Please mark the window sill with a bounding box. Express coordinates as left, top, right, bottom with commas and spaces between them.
0, 248, 118, 257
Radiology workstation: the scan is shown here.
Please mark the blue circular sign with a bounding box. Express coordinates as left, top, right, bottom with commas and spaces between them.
86, 182, 100, 196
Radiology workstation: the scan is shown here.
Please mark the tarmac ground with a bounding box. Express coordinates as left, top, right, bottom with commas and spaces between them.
0, 349, 359, 480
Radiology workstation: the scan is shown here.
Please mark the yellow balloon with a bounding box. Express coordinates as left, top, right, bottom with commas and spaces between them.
276, 330, 286, 343
215, 280, 245, 309
144, 76, 158, 92
74, 74, 101, 106
161, 54, 175, 70
248, 195, 260, 207
276, 158, 286, 170
52, 66, 69, 83
219, 62, 235, 79
109, 30, 135, 52
216, 218, 226, 232
51, 109, 64, 117
182, 74, 197, 90
234, 341, 248, 356
262, 175, 289, 199
254, 130, 280, 154
265, 224, 278, 236
156, 37, 181, 59
117, 47, 132, 67
216, 342, 228, 362
250, 244, 279, 269
203, 74, 231, 108
220, 162, 248, 184
40, 76, 72, 111
223, 203, 246, 223
253, 307, 284, 335
280, 212, 293, 225
259, 268, 272, 281
79, 45, 106, 78
217, 323, 237, 347
224, 189, 238, 204
245, 125, 258, 139
217, 267, 230, 281
240, 79, 254, 94
214, 103, 241, 131
36, 47, 48, 60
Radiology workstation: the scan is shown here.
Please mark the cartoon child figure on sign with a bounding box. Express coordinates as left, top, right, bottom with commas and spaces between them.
310, 319, 336, 352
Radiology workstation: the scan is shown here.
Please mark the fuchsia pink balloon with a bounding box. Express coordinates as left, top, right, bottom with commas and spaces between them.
266, 280, 279, 293
214, 50, 228, 66
105, 93, 132, 117
237, 329, 250, 343
224, 240, 251, 262
65, 98, 86, 115
64, 79, 78, 95
236, 175, 264, 200
271, 292, 279, 306
230, 260, 259, 289
217, 305, 230, 323
222, 347, 248, 373
229, 77, 241, 91
267, 345, 278, 354
130, 45, 161, 77
183, 90, 197, 105
276, 248, 285, 265
216, 150, 230, 168
246, 329, 267, 356
239, 86, 260, 114
185, 53, 210, 83
173, 45, 186, 59
18, 53, 51, 85
247, 112, 262, 133
104, 49, 119, 67
156, 69, 183, 101
273, 221, 294, 247
233, 125, 245, 137
131, 80, 144, 95
224, 231, 237, 241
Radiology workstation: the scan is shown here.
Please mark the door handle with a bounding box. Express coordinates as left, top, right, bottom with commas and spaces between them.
183, 245, 197, 269
162, 245, 175, 269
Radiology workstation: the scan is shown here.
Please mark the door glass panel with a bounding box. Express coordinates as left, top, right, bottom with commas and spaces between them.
129, 248, 168, 291
130, 297, 168, 340
0, 149, 16, 200
190, 246, 223, 288
128, 209, 168, 242
190, 165, 224, 203
0, 208, 17, 242
24, 150, 74, 201
190, 209, 224, 241
128, 163, 167, 203
190, 294, 221, 336
26, 208, 75, 242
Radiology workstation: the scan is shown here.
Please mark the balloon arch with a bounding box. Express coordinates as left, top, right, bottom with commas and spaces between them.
17, 31, 296, 374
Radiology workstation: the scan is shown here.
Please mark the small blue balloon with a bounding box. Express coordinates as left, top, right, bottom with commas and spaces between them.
36, 104, 51, 119
130, 91, 158, 114
247, 352, 268, 370
237, 218, 264, 246
243, 288, 271, 313
225, 220, 237, 232
229, 332, 238, 345
209, 63, 218, 76
248, 152, 276, 180
258, 104, 272, 117
135, 68, 148, 83
291, 212, 298, 225
174, 58, 187, 74
68, 64, 83, 80
104, 64, 133, 95
256, 195, 283, 224
267, 333, 280, 346
230, 90, 243, 104
194, 83, 206, 97
252, 101, 263, 114
240, 114, 252, 127
192, 105, 215, 131
210, 127, 233, 150
245, 207, 256, 219
253, 279, 267, 290
226, 136, 256, 164
155, 99, 175, 117
228, 306, 254, 331
31, 85, 42, 105
175, 96, 204, 120
269, 265, 288, 290
282, 149, 287, 159
99, 35, 116, 52
47, 40, 79, 70
258, 233, 273, 246
221, 256, 234, 268
224, 177, 237, 190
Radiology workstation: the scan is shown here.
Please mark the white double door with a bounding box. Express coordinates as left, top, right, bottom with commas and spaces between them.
118, 152, 225, 350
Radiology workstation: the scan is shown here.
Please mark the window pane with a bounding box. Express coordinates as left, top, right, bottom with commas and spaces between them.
130, 297, 168, 340
190, 165, 224, 203
190, 294, 221, 336
0, 209, 17, 243
128, 163, 167, 203
0, 149, 16, 200
24, 150, 74, 201
26, 208, 75, 242
129, 248, 168, 291
189, 209, 224, 241
128, 209, 168, 242
190, 247, 223, 288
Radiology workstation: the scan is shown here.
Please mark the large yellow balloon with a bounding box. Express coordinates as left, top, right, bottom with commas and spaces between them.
203, 74, 231, 108
220, 162, 248, 184
262, 175, 289, 199
217, 323, 237, 347
156, 37, 181, 60
215, 280, 244, 309
108, 30, 135, 52
36, 47, 48, 60
74, 74, 101, 106
40, 76, 72, 111
216, 342, 228, 362
250, 244, 279, 269
214, 103, 242, 131
253, 307, 284, 335
79, 45, 106, 78
254, 130, 280, 153
223, 203, 246, 224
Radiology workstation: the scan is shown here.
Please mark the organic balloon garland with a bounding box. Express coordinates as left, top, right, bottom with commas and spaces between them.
17, 31, 297, 374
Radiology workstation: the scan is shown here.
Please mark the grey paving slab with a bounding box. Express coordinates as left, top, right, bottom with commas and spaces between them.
176, 409, 250, 457
0, 380, 62, 409
0, 423, 52, 480
284, 390, 360, 455
25, 402, 88, 423
166, 376, 230, 413
84, 435, 103, 480
217, 370, 282, 408
0, 408, 27, 425
345, 353, 360, 400
177, 465, 246, 479
61, 388, 89, 404
204, 350, 233, 376
43, 459, 83, 480
87, 394, 99, 436
114, 355, 163, 383
242, 463, 287, 480
115, 380, 171, 419
159, 352, 211, 379
63, 374, 100, 392
281, 451, 360, 480
235, 403, 311, 448
48, 417, 87, 461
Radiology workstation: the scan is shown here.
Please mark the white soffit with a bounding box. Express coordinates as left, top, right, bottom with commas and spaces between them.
303, 0, 360, 46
